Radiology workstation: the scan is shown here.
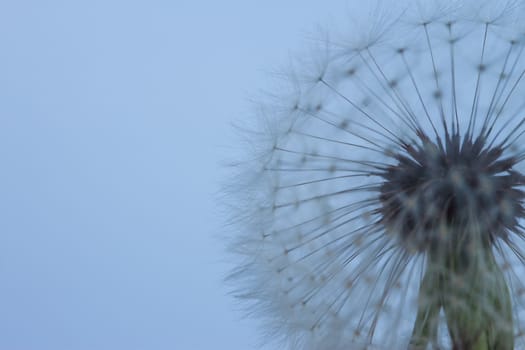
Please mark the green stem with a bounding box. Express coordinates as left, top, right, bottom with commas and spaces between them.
409, 235, 513, 349
408, 266, 441, 349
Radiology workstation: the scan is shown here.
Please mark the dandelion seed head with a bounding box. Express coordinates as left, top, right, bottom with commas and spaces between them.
225, 0, 525, 349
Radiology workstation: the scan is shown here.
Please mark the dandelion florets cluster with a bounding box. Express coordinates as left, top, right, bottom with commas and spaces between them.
226, 1, 525, 349
379, 130, 525, 252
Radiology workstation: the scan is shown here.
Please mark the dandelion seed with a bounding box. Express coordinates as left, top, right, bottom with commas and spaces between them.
226, 1, 525, 349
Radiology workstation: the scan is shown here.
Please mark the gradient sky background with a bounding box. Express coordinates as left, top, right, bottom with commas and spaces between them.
0, 1, 352, 349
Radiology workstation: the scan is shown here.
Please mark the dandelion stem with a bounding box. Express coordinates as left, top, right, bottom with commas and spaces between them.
410, 233, 514, 349
409, 266, 441, 349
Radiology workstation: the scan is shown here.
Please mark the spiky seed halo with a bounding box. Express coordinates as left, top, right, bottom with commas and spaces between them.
226, 0, 525, 349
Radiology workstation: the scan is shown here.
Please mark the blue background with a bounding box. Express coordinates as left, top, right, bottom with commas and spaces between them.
0, 1, 347, 349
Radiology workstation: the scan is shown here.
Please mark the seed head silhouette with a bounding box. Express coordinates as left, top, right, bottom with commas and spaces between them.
226, 1, 525, 349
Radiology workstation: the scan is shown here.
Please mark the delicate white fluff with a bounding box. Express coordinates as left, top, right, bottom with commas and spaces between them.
225, 0, 525, 349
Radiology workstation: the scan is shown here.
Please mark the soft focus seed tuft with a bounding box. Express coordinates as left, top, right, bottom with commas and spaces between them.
224, 1, 525, 349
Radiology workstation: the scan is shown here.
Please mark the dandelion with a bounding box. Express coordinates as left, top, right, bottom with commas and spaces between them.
226, 0, 525, 349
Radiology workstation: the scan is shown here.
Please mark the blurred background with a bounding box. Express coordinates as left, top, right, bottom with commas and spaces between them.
0, 1, 347, 349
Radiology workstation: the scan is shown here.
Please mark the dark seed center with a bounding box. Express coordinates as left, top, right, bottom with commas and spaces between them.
379, 131, 525, 252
